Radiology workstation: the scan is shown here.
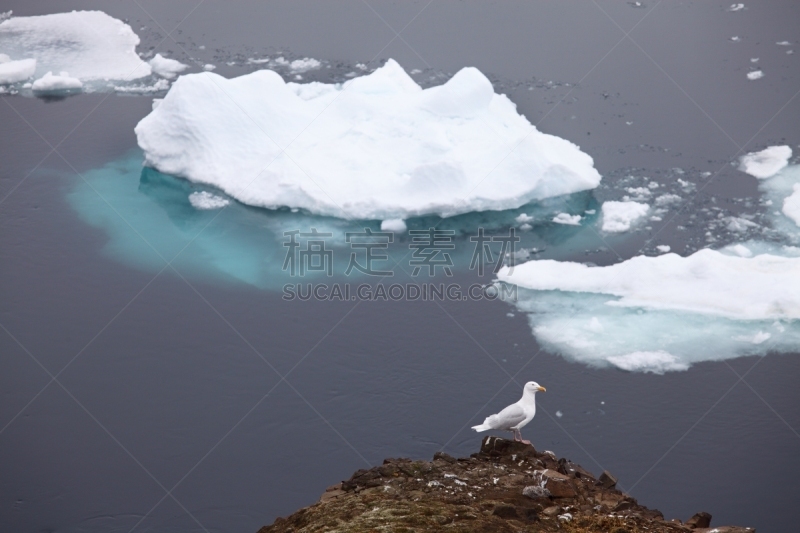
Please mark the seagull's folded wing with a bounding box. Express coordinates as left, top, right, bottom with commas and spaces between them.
484, 404, 526, 430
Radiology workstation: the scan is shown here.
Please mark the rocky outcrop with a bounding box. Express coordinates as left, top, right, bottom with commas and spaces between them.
257, 436, 755, 533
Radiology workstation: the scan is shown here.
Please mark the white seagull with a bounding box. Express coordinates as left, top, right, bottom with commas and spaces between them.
472, 381, 546, 445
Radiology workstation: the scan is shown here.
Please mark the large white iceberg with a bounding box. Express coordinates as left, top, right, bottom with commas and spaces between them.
135, 59, 601, 220
0, 11, 150, 86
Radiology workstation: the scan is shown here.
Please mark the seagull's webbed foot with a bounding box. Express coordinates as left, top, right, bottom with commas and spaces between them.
520, 439, 532, 445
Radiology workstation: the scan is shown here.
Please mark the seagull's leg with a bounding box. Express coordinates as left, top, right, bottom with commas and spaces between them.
512, 429, 521, 442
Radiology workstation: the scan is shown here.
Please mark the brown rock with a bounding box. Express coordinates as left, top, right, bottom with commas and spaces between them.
559, 458, 596, 480
542, 505, 561, 517
479, 436, 538, 459
598, 470, 618, 489
533, 469, 576, 498
686, 512, 712, 529
433, 451, 457, 463
614, 500, 635, 512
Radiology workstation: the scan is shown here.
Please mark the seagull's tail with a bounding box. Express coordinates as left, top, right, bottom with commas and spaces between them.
472, 417, 494, 432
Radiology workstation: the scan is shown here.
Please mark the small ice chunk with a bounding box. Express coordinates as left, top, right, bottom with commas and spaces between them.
776, 41, 791, 46
656, 245, 670, 253
747, 70, 764, 80
585, 209, 596, 215
751, 57, 759, 62
380, 218, 407, 233
601, 201, 649, 232
607, 351, 689, 374
149, 54, 188, 79
515, 213, 534, 224
728, 3, 745, 11
553, 213, 581, 225
31, 71, 82, 92
655, 193, 681, 206
114, 79, 170, 93
0, 57, 36, 84
507, 312, 515, 318
289, 57, 321, 73
782, 184, 800, 227
519, 223, 532, 231
739, 145, 792, 178
410, 68, 422, 74
203, 63, 216, 71
555, 410, 563, 418
730, 36, 741, 42
726, 216, 759, 232
188, 191, 230, 210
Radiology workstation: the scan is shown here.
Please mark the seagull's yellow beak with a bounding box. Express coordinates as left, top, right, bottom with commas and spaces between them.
537, 385, 547, 392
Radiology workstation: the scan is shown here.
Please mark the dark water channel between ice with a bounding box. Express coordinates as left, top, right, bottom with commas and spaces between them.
1, 1, 799, 532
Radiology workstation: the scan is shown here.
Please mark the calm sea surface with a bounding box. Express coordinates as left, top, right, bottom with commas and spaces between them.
2, 1, 799, 532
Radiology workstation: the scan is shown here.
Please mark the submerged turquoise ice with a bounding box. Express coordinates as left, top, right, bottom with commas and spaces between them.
68, 152, 800, 372
67, 151, 602, 290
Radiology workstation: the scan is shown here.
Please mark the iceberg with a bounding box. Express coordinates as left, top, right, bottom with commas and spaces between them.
135, 59, 601, 221
0, 11, 150, 87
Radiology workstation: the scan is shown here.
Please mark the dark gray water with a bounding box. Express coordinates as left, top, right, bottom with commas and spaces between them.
2, 1, 799, 532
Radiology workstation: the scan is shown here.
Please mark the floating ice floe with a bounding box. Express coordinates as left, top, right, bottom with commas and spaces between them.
552, 213, 581, 225
0, 11, 151, 89
656, 245, 670, 253
497, 245, 800, 373
149, 54, 188, 79
600, 201, 649, 232
499, 249, 800, 321
135, 59, 601, 220
739, 145, 792, 179
31, 71, 82, 92
747, 70, 764, 80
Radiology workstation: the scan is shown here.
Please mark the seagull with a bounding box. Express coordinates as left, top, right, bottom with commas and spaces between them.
472, 381, 546, 445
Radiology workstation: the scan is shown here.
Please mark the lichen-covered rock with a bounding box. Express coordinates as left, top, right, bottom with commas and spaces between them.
256, 437, 755, 533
